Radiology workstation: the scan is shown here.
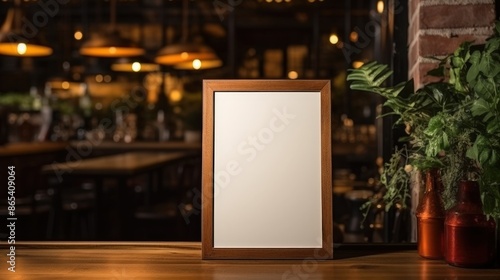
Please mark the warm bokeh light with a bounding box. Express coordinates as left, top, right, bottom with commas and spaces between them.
350, 31, 358, 42
288, 70, 298, 79
0, 42, 52, 56
329, 34, 339, 45
192, 59, 202, 70
181, 52, 189, 59
132, 62, 141, 72
377, 0, 384, 14
16, 43, 27, 55
74, 30, 83, 40
61, 81, 70, 90
169, 89, 183, 103
109, 47, 117, 54
352, 61, 364, 69
95, 74, 104, 83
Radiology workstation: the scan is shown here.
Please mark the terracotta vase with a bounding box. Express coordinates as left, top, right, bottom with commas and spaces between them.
444, 180, 496, 267
416, 169, 445, 259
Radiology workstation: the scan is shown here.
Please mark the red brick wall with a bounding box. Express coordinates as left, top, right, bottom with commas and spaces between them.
408, 0, 496, 87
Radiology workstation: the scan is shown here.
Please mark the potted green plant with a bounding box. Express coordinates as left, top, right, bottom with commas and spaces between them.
347, 22, 500, 266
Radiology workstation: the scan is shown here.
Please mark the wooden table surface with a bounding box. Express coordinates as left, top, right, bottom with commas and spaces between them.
70, 140, 202, 151
42, 151, 191, 176
1, 242, 498, 279
0, 142, 67, 157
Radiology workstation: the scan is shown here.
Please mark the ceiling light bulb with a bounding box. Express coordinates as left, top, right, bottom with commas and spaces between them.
350, 31, 358, 42
192, 59, 202, 70
61, 81, 70, 90
17, 43, 27, 55
169, 89, 183, 102
74, 30, 83, 40
132, 62, 141, 72
377, 0, 384, 13
329, 34, 339, 45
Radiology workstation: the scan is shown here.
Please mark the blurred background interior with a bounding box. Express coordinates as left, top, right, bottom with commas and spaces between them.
0, 0, 411, 242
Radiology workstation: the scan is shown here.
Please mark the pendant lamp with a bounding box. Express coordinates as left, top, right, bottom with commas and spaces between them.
155, 0, 222, 70
0, 0, 53, 57
111, 57, 159, 72
80, 0, 144, 57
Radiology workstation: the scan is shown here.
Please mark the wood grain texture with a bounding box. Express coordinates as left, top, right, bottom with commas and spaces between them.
320, 81, 333, 259
0, 242, 498, 279
201, 79, 215, 259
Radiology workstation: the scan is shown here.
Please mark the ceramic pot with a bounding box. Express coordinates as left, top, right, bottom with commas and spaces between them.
416, 169, 445, 259
444, 180, 496, 267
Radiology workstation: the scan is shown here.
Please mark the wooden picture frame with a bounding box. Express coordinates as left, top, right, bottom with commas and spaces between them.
202, 80, 332, 259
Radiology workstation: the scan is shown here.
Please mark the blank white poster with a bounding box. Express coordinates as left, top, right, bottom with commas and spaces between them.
213, 91, 322, 248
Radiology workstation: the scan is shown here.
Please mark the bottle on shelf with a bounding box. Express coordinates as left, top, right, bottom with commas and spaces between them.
36, 83, 53, 142
30, 86, 42, 111
77, 83, 93, 140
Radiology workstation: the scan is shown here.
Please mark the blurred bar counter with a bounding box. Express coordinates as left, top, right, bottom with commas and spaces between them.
0, 142, 68, 157
0, 141, 201, 157
69, 140, 201, 154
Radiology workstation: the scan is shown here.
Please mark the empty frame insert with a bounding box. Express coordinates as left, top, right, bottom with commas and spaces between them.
202, 80, 332, 259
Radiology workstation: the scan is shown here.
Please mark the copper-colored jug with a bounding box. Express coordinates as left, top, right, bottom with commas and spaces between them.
416, 169, 445, 259
444, 180, 496, 267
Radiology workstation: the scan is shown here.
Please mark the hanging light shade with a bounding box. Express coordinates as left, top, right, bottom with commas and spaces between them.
111, 57, 159, 72
173, 57, 223, 70
47, 61, 83, 93
79, 0, 144, 57
0, 0, 52, 57
154, 0, 222, 69
80, 30, 145, 57
155, 42, 219, 65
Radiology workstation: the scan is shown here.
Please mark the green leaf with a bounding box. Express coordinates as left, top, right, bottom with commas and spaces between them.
486, 121, 500, 134
442, 132, 449, 149
466, 143, 479, 161
479, 149, 491, 164
425, 115, 445, 136
485, 37, 500, 54
489, 150, 498, 165
495, 21, 500, 35
471, 98, 490, 117
478, 52, 500, 78
466, 51, 481, 85
425, 140, 440, 157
